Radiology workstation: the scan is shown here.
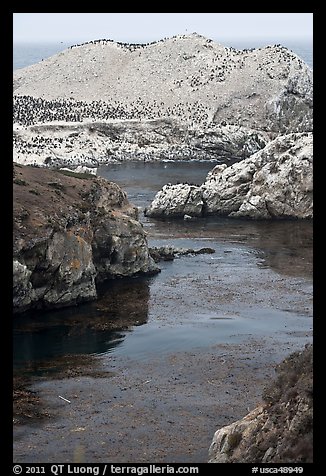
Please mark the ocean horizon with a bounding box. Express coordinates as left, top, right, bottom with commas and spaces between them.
13, 36, 313, 71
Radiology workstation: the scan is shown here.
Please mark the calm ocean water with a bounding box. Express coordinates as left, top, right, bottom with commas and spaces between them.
13, 37, 313, 71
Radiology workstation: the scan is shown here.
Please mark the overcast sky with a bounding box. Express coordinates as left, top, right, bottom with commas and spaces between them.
13, 13, 313, 44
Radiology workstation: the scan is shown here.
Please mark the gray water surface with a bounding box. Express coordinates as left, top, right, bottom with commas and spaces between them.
13, 162, 313, 376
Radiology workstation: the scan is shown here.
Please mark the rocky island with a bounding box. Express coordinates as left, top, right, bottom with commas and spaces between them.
13, 33, 312, 170
13, 34, 313, 219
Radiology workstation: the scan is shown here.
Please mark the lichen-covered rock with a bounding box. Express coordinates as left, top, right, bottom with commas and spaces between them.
13, 260, 35, 312
145, 132, 313, 220
13, 164, 159, 314
208, 406, 266, 463
92, 214, 158, 280
40, 230, 97, 307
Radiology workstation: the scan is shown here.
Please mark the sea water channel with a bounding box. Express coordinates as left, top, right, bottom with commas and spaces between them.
13, 161, 313, 463
14, 161, 313, 372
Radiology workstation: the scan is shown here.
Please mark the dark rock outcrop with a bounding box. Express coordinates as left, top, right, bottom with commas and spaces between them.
149, 245, 215, 262
208, 344, 313, 463
13, 164, 159, 314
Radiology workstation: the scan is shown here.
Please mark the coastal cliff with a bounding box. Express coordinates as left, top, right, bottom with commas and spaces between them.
208, 344, 313, 463
13, 164, 158, 313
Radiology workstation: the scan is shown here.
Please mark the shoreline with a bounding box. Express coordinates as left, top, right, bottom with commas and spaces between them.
13, 336, 311, 463
13, 230, 312, 462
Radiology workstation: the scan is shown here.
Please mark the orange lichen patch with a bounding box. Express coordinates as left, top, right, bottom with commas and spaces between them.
29, 217, 45, 227
108, 210, 124, 218
76, 235, 84, 244
66, 227, 92, 245
70, 259, 81, 269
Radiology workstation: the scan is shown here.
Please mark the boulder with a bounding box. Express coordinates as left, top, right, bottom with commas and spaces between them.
145, 183, 204, 218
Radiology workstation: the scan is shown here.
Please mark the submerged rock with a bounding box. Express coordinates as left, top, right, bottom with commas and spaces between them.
208, 344, 313, 463
13, 164, 159, 314
149, 245, 215, 262
145, 132, 313, 220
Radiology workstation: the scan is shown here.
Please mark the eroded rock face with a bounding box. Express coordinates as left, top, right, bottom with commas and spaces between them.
145, 132, 313, 220
92, 214, 158, 281
13, 164, 159, 314
208, 345, 313, 463
265, 69, 313, 133
13, 118, 269, 168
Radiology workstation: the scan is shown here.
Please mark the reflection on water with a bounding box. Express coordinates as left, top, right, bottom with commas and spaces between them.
98, 161, 312, 278
97, 161, 219, 211
13, 277, 151, 374
146, 216, 312, 278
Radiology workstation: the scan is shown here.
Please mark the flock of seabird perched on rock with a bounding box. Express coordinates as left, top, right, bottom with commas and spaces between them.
69, 34, 208, 52
13, 95, 213, 128
13, 36, 306, 130
13, 35, 310, 169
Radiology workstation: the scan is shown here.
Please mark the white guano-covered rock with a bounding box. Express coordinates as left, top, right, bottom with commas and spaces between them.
145, 132, 313, 220
145, 183, 204, 218
228, 132, 313, 218
13, 34, 312, 133
13, 118, 269, 168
